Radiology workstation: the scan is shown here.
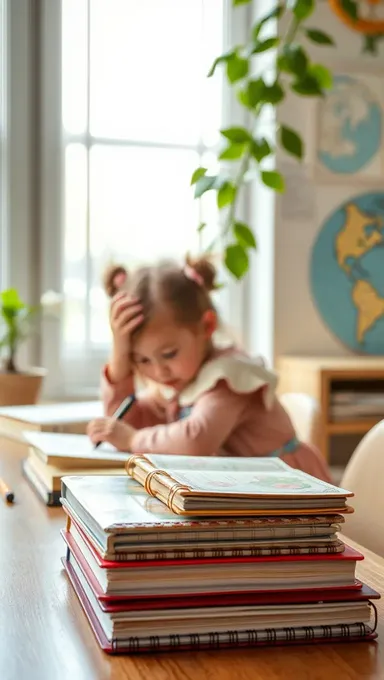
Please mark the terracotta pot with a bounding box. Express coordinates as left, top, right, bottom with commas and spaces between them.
0, 367, 47, 406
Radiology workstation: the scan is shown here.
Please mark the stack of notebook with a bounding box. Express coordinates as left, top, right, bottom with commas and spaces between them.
61, 455, 380, 654
21, 431, 131, 506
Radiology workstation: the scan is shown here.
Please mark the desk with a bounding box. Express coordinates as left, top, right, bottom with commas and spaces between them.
0, 439, 383, 680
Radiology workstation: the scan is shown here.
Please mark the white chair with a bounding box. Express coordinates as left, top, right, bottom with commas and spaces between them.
341, 420, 384, 557
279, 392, 320, 445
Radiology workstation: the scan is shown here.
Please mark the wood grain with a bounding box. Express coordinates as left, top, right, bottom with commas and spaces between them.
0, 437, 383, 680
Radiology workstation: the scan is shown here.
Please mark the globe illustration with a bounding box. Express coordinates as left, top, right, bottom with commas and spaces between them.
317, 75, 382, 174
310, 192, 384, 354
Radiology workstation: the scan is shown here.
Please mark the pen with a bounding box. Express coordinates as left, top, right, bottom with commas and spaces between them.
0, 477, 15, 503
94, 394, 136, 449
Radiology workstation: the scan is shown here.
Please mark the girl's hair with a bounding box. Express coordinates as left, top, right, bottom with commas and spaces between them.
103, 256, 218, 326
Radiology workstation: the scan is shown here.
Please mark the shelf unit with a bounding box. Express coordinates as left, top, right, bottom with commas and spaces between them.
277, 356, 384, 461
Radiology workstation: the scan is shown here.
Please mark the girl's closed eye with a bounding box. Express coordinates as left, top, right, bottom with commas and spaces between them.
162, 349, 178, 360
133, 354, 151, 365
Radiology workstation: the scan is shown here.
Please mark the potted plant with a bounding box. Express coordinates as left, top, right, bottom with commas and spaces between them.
0, 288, 62, 406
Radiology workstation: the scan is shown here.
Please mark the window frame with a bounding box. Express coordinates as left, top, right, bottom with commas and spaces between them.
39, 0, 251, 399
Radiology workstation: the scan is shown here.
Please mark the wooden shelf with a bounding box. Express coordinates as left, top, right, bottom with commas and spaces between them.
277, 355, 384, 461
326, 419, 382, 435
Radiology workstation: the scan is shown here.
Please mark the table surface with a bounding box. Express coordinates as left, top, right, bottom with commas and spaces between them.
1, 438, 383, 680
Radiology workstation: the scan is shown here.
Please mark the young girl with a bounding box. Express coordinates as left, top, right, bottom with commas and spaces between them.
87, 257, 332, 483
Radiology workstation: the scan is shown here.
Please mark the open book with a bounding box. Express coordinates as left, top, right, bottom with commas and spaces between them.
125, 455, 353, 516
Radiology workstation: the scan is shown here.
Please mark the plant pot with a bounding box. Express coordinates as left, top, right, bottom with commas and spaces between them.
0, 367, 47, 406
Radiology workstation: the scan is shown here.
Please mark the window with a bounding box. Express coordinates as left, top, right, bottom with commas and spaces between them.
56, 0, 224, 392
0, 0, 7, 290
40, 0, 252, 398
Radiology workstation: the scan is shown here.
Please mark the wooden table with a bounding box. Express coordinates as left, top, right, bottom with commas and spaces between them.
1, 439, 383, 680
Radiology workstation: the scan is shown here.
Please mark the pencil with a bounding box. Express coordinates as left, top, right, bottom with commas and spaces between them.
94, 394, 136, 449
0, 477, 15, 503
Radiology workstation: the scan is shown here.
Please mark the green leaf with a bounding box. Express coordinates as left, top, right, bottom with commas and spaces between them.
197, 222, 206, 233
225, 244, 249, 279
261, 170, 285, 192
207, 49, 236, 77
251, 138, 272, 163
190, 167, 207, 185
238, 78, 265, 108
308, 63, 333, 90
239, 78, 284, 109
217, 182, 237, 209
251, 37, 280, 55
220, 127, 251, 143
234, 222, 257, 249
291, 74, 323, 97
226, 54, 249, 84
292, 0, 315, 21
278, 44, 308, 77
194, 175, 217, 198
263, 81, 285, 105
305, 28, 334, 46
279, 125, 304, 160
0, 288, 25, 310
340, 0, 358, 20
252, 5, 284, 41
219, 142, 247, 160
233, 0, 252, 4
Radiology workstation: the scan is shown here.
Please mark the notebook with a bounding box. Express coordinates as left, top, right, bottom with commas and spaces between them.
0, 401, 103, 440
62, 554, 378, 653
61, 475, 345, 559
24, 431, 130, 469
22, 451, 125, 507
64, 505, 344, 567
63, 524, 363, 598
125, 454, 354, 516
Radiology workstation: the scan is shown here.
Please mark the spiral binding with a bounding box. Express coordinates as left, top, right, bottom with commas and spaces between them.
112, 620, 376, 653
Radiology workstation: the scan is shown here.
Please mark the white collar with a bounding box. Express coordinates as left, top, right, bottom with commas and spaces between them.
155, 352, 278, 409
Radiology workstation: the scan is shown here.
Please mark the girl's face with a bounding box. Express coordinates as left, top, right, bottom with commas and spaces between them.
131, 306, 216, 392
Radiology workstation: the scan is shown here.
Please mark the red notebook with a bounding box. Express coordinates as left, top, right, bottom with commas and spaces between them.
63, 527, 364, 605
62, 519, 364, 569
62, 556, 378, 654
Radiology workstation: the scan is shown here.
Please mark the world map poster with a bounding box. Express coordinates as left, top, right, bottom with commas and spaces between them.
311, 192, 384, 354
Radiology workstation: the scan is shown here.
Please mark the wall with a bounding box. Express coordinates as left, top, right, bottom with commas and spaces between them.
274, 3, 384, 360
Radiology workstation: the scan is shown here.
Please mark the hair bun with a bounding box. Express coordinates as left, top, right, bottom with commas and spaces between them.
186, 255, 217, 293
102, 264, 129, 297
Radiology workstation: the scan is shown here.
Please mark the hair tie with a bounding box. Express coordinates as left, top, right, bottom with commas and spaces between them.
184, 264, 204, 287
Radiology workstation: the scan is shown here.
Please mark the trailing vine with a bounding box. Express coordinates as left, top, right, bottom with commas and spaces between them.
191, 0, 337, 279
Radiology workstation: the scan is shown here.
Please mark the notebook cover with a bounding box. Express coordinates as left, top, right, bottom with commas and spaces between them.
62, 557, 377, 654
99, 582, 380, 613
63, 535, 364, 604
62, 526, 364, 569
24, 431, 129, 469
126, 454, 353, 516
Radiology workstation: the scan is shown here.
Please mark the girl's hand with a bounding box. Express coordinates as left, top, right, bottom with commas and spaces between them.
108, 293, 144, 382
87, 418, 137, 451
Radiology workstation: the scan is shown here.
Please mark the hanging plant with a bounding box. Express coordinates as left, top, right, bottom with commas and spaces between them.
191, 0, 338, 280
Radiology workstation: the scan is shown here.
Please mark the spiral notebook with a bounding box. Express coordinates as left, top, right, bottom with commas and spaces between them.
125, 455, 353, 516
63, 555, 378, 654
60, 475, 345, 561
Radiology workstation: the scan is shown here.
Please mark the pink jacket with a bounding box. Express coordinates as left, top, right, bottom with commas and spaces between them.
101, 348, 331, 483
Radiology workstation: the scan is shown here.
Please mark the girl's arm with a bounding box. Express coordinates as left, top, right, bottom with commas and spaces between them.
130, 382, 248, 455
101, 365, 168, 428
